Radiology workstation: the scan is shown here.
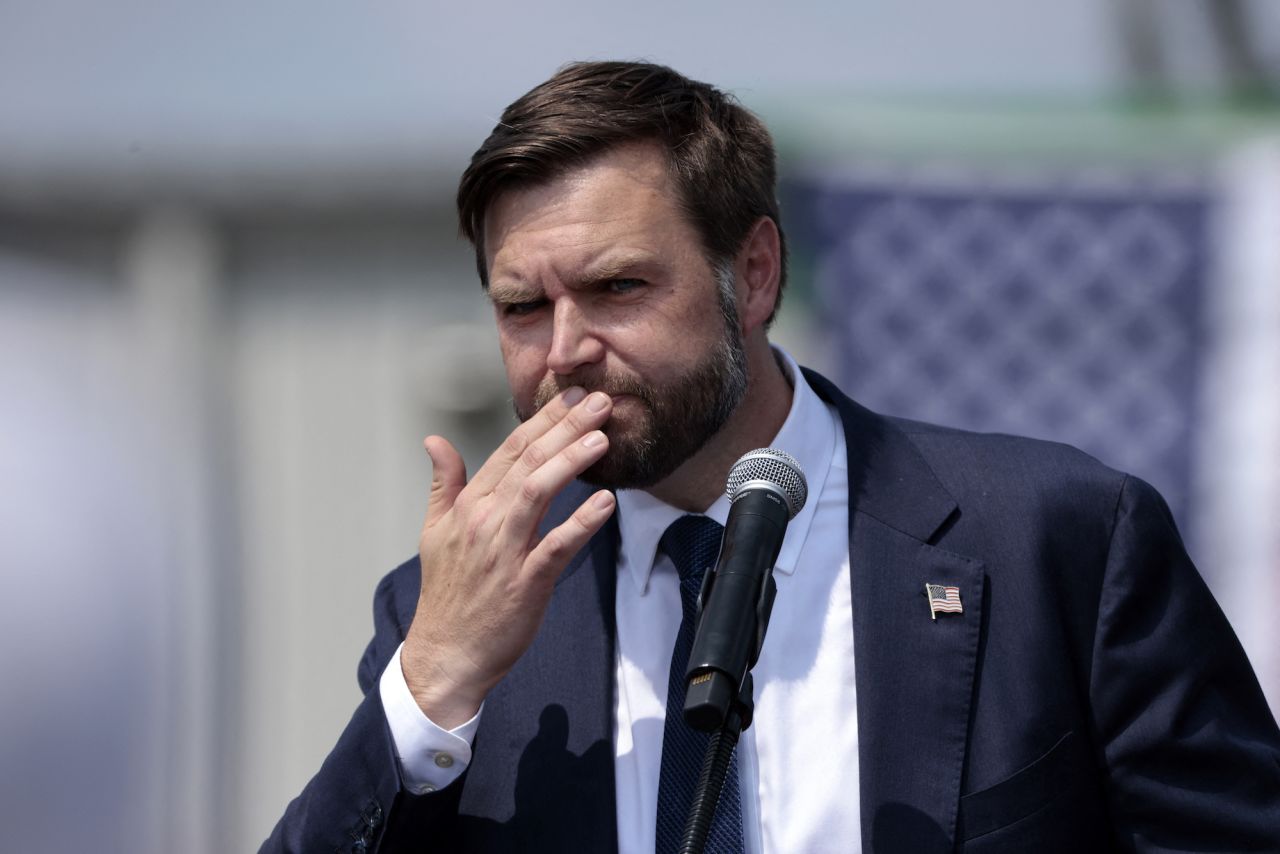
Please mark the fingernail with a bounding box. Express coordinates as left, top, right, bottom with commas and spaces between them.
562, 386, 586, 406
582, 430, 605, 448
586, 392, 610, 412
593, 491, 614, 509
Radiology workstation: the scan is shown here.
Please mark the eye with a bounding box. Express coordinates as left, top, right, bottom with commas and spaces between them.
501, 298, 547, 317
606, 278, 644, 294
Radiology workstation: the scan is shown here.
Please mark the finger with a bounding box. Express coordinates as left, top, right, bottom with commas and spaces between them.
466, 385, 587, 495
423, 435, 467, 527
501, 428, 610, 537
493, 390, 613, 499
524, 489, 616, 583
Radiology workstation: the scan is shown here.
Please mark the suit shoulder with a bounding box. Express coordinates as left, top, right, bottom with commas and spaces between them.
803, 365, 1132, 524
887, 415, 1129, 515
884, 417, 1147, 600
372, 555, 421, 638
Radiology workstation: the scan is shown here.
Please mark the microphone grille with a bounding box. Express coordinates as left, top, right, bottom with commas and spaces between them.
725, 448, 808, 519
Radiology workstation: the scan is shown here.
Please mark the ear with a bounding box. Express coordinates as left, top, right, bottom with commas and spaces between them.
734, 216, 782, 335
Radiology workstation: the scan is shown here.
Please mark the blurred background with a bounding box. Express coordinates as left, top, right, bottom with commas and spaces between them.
2, 1, 1278, 851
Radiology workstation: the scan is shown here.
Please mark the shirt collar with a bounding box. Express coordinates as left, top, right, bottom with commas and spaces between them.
614, 347, 836, 594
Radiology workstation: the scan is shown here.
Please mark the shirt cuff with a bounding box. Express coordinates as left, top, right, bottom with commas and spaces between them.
379, 642, 481, 794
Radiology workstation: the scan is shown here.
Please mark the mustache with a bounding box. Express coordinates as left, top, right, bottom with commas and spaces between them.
532, 370, 656, 410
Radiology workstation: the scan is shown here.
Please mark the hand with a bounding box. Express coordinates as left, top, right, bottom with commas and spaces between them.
401, 387, 617, 728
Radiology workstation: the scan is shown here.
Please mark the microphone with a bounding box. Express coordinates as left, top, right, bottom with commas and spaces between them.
683, 448, 808, 732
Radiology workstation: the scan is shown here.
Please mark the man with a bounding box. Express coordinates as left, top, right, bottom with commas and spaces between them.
264, 62, 1280, 853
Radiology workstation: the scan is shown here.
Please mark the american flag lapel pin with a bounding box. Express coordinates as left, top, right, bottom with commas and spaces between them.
925, 583, 963, 620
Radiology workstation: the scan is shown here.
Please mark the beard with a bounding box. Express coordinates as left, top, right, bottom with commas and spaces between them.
513, 295, 749, 490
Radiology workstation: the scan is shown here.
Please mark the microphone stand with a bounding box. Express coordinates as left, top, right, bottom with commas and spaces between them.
675, 449, 805, 854
677, 674, 755, 854
679, 546, 776, 854
675, 512, 783, 854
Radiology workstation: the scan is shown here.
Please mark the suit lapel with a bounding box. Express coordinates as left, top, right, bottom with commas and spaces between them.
806, 370, 986, 854
850, 515, 985, 853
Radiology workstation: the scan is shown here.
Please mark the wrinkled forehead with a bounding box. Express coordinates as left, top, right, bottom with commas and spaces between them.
482, 142, 704, 288
483, 142, 672, 239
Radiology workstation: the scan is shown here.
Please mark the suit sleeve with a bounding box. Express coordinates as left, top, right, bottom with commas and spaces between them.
259, 563, 464, 854
1088, 475, 1280, 852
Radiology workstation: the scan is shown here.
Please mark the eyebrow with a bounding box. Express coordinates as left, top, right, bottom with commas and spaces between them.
486, 252, 662, 305
572, 253, 659, 287
486, 279, 541, 306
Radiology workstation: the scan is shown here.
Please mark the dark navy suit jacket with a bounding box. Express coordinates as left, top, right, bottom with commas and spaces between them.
264, 370, 1280, 853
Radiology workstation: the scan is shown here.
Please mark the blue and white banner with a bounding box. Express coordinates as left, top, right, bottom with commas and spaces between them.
790, 154, 1280, 715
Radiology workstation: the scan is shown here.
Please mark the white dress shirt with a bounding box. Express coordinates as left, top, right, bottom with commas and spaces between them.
380, 349, 861, 851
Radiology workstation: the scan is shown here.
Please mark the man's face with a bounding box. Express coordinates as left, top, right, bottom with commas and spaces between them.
483, 142, 748, 489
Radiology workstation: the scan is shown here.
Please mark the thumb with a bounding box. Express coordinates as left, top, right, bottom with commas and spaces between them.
423, 435, 467, 525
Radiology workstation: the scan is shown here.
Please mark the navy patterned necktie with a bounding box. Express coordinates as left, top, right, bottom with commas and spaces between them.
655, 515, 745, 854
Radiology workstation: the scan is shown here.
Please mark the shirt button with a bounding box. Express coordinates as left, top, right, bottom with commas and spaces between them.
417, 784, 436, 794
434, 752, 455, 769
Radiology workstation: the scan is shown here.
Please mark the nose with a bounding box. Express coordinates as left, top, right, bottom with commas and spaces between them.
546, 298, 605, 376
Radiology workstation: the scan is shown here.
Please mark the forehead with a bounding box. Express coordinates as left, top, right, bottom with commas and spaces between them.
483, 142, 706, 289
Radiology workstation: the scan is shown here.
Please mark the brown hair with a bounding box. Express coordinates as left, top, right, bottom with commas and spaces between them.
456, 60, 787, 321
